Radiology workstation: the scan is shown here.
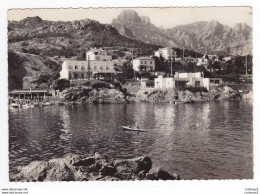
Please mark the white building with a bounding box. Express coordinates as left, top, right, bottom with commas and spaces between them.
222, 56, 232, 62
132, 57, 155, 71
59, 60, 116, 80
197, 55, 209, 66
59, 48, 120, 80
154, 72, 222, 91
208, 54, 219, 61
154, 47, 174, 60
86, 48, 112, 61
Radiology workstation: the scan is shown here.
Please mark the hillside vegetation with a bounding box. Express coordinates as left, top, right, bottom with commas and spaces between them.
8, 16, 161, 90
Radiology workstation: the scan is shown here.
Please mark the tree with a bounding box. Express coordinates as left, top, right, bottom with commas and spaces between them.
122, 62, 134, 79
53, 79, 70, 91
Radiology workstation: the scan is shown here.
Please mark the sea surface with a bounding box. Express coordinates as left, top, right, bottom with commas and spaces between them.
9, 100, 253, 180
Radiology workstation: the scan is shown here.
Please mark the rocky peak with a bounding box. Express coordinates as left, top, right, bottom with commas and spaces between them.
140, 16, 150, 24
115, 10, 152, 25
117, 10, 142, 23
20, 16, 43, 24
233, 23, 252, 39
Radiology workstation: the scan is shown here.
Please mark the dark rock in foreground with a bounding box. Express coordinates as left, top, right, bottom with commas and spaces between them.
10, 154, 180, 181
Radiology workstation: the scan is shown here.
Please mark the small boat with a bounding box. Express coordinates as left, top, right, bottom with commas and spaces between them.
42, 102, 51, 106
121, 126, 148, 132
9, 103, 20, 108
21, 104, 30, 108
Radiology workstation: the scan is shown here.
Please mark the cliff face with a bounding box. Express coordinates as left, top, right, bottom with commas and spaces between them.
112, 10, 252, 55
112, 10, 176, 47
166, 20, 252, 55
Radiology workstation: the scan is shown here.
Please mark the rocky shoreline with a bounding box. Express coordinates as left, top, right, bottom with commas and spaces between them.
55, 85, 251, 105
10, 154, 180, 181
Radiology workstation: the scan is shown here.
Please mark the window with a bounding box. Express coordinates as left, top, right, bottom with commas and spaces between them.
68, 65, 73, 69
150, 61, 153, 64
210, 80, 215, 83
75, 65, 78, 70
100, 66, 103, 70
215, 80, 220, 85
94, 66, 97, 70
195, 81, 200, 87
141, 61, 143, 64
81, 73, 84, 79
81, 66, 85, 70
94, 52, 98, 55
69, 73, 72, 79
106, 66, 109, 70
144, 61, 147, 64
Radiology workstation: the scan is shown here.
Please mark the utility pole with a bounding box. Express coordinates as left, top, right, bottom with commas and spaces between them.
87, 55, 91, 80
182, 47, 184, 60
245, 55, 248, 75
170, 49, 173, 76
132, 48, 136, 80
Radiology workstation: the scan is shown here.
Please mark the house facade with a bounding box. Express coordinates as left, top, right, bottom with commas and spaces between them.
132, 57, 155, 71
59, 60, 116, 80
197, 55, 209, 66
154, 72, 222, 91
154, 47, 173, 60
60, 48, 120, 80
86, 48, 112, 61
208, 54, 219, 62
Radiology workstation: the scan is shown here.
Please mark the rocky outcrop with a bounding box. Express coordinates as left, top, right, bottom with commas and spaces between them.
58, 85, 244, 104
133, 86, 241, 103
10, 154, 180, 181
61, 87, 127, 104
119, 25, 135, 39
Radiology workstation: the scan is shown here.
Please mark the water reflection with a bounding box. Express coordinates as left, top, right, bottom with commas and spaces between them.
9, 100, 253, 179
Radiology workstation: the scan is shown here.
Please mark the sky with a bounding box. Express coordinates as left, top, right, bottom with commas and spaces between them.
8, 7, 252, 28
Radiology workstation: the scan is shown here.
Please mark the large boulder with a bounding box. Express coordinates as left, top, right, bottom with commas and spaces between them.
10, 154, 179, 182
146, 168, 180, 180
113, 155, 152, 174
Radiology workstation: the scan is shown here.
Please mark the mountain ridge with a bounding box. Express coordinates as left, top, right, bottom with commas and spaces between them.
112, 10, 252, 55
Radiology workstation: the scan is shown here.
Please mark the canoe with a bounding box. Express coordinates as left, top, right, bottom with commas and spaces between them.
9, 103, 20, 108
42, 102, 51, 106
121, 126, 148, 132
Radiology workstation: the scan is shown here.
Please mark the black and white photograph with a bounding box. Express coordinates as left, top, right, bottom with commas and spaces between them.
1, 1, 260, 193
7, 7, 254, 181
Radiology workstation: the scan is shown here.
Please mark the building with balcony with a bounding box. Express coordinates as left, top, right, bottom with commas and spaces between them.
59, 60, 116, 80
86, 48, 112, 61
154, 72, 222, 91
132, 57, 155, 71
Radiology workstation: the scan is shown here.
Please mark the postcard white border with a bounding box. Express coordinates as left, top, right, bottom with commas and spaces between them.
1, 0, 259, 194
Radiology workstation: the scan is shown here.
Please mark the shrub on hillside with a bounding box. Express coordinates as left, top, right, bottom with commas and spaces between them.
91, 81, 110, 89
53, 79, 70, 91
177, 86, 208, 93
